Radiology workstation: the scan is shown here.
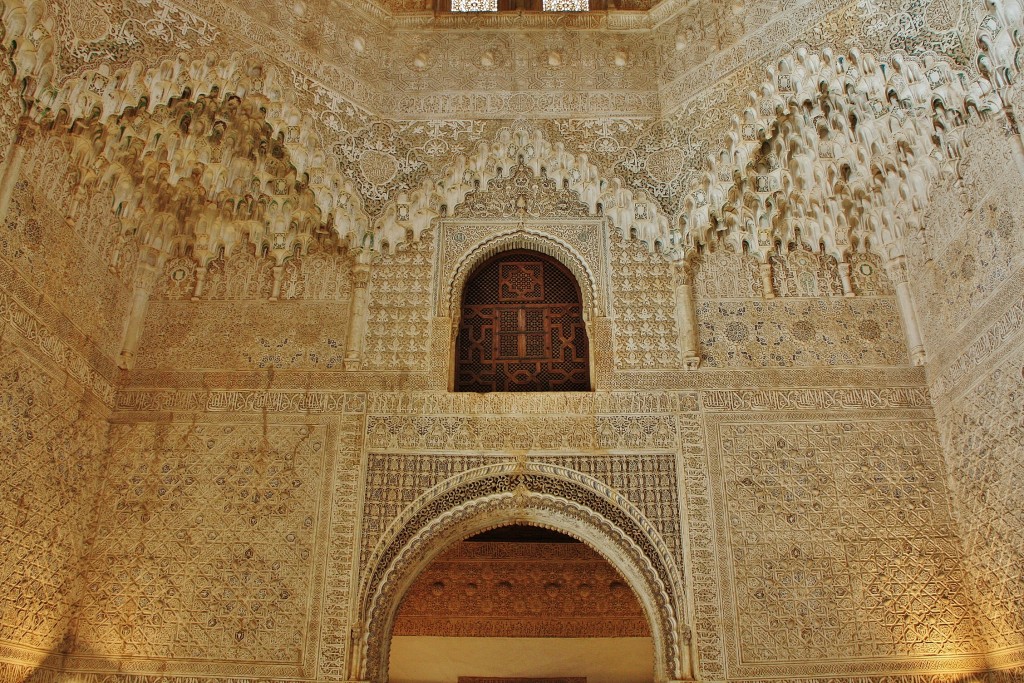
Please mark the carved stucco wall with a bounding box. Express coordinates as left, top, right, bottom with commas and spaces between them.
0, 336, 110, 677
4, 136, 137, 367
694, 247, 907, 368
909, 118, 1024, 663
67, 412, 365, 679
4, 125, 1023, 683
2, 0, 1024, 680
136, 244, 354, 372
67, 382, 985, 683
0, 60, 118, 677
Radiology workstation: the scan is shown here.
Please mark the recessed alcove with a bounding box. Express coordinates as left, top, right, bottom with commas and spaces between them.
389, 525, 654, 683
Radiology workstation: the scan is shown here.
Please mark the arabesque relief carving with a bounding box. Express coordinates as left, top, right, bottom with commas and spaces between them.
2, 1, 1024, 683
354, 460, 691, 683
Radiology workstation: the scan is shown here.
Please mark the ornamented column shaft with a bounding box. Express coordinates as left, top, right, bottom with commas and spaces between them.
758, 259, 776, 298
344, 258, 372, 370
347, 622, 369, 683
675, 262, 701, 370
0, 122, 32, 224
269, 264, 285, 301
838, 261, 855, 297
119, 247, 163, 370
884, 255, 926, 366
191, 264, 208, 301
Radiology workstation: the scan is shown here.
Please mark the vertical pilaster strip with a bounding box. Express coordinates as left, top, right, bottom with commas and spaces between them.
118, 246, 163, 370
758, 259, 775, 298
0, 121, 31, 224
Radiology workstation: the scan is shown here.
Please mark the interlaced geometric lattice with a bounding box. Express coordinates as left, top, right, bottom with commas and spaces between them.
456, 250, 590, 392
542, 0, 587, 9
450, 0, 497, 10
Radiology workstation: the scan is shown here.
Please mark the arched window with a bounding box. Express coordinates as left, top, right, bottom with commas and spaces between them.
442, 0, 601, 12
455, 250, 590, 392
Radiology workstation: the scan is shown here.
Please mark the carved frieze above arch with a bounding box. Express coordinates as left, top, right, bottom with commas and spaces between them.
353, 460, 691, 683
371, 126, 675, 256
453, 162, 592, 220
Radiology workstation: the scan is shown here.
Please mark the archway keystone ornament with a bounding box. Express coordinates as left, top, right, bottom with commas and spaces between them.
350, 460, 694, 683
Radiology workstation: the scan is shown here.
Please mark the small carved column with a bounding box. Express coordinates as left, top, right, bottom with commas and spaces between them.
269, 264, 285, 301
190, 245, 214, 301
758, 259, 776, 298
268, 237, 291, 301
191, 263, 209, 301
674, 261, 701, 370
837, 260, 856, 297
119, 246, 163, 370
884, 254, 926, 366
346, 621, 370, 683
0, 121, 33, 224
344, 256, 372, 370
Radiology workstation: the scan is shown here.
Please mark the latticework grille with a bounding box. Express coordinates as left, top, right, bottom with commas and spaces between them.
456, 251, 590, 392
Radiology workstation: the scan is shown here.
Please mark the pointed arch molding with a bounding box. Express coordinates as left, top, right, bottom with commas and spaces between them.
352, 461, 692, 683
438, 225, 608, 319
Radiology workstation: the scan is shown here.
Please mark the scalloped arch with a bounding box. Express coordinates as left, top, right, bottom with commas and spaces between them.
370, 126, 675, 256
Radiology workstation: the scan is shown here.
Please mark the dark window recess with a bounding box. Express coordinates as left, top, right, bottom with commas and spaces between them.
456, 250, 590, 392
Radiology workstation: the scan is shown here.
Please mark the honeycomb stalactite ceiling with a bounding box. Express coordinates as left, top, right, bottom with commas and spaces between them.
0, 0, 1017, 281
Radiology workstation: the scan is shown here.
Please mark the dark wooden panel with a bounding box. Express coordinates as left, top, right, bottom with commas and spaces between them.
456, 251, 590, 392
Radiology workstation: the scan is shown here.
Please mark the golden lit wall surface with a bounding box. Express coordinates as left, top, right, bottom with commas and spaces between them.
1, 0, 1023, 681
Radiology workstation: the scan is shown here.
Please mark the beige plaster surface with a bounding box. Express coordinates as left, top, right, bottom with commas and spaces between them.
389, 636, 655, 683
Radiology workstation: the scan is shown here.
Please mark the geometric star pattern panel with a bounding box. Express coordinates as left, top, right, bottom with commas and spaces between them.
72, 422, 333, 669
908, 117, 1024, 659
713, 418, 981, 670
936, 331, 1024, 652
0, 345, 108, 656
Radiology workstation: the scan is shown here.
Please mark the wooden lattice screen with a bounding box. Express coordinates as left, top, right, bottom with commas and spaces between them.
455, 250, 590, 392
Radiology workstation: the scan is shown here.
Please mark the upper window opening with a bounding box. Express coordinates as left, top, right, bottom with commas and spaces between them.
542, 0, 588, 9
444, 0, 602, 11
451, 0, 497, 10
455, 250, 590, 393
